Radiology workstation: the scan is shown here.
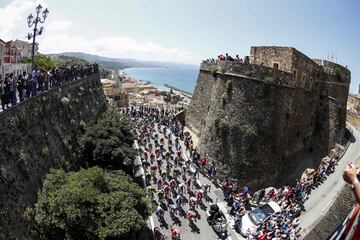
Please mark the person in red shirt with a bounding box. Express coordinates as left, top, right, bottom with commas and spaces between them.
143, 151, 148, 160
170, 226, 180, 240
187, 210, 197, 222
154, 227, 164, 240
200, 157, 207, 171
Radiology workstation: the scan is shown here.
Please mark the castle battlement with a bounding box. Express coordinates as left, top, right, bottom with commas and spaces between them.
201, 46, 350, 103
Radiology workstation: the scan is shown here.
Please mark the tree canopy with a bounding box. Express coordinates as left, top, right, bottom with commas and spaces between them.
34, 167, 153, 240
24, 55, 55, 70
78, 109, 137, 170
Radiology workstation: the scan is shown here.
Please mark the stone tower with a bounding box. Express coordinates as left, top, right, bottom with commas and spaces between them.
186, 46, 351, 189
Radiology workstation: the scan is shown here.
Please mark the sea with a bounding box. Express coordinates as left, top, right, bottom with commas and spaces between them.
121, 67, 199, 94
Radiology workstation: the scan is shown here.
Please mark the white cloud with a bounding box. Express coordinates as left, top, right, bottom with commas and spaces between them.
38, 34, 201, 64
45, 20, 72, 32
0, 0, 201, 64
0, 0, 46, 41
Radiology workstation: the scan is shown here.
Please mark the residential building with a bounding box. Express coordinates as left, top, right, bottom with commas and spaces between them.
13, 39, 38, 58
2, 40, 32, 77
101, 79, 129, 109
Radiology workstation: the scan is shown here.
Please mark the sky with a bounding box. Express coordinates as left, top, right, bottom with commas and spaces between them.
0, 0, 359, 92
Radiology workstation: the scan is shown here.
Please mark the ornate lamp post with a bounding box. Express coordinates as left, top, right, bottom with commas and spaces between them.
27, 4, 49, 71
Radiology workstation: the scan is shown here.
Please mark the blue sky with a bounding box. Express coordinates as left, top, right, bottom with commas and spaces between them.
0, 0, 359, 92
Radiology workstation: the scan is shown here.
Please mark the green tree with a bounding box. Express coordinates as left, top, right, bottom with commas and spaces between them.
34, 167, 153, 240
24, 55, 55, 70
78, 110, 136, 170
171, 95, 181, 104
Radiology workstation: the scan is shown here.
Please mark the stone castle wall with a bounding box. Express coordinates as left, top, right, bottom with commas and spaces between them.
186, 49, 350, 189
0, 74, 106, 239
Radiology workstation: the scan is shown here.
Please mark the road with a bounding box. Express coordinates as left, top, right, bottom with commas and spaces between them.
300, 124, 360, 235
136, 123, 245, 240
135, 118, 360, 240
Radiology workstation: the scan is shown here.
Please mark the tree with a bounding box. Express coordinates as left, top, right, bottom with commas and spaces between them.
171, 94, 181, 104
24, 55, 55, 70
34, 167, 153, 240
78, 109, 137, 171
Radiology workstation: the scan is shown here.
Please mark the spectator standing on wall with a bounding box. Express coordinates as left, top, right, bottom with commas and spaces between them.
26, 73, 33, 98
343, 163, 360, 203
17, 73, 25, 102
9, 73, 17, 106
4, 75, 11, 108
37, 69, 44, 92
31, 68, 38, 96
0, 79, 6, 110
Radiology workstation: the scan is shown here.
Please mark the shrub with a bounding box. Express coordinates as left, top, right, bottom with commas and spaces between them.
61, 97, 70, 106
78, 109, 136, 171
221, 93, 227, 107
40, 146, 49, 157
225, 80, 233, 99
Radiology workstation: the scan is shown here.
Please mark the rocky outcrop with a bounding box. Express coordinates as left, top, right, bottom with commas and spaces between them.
0, 74, 106, 239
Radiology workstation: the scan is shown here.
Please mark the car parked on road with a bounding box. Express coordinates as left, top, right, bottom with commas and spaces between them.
235, 201, 281, 237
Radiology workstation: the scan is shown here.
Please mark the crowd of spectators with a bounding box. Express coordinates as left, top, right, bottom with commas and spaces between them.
0, 63, 98, 111
202, 53, 250, 64
207, 146, 341, 239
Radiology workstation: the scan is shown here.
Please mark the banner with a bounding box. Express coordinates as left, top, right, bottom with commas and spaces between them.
329, 204, 360, 240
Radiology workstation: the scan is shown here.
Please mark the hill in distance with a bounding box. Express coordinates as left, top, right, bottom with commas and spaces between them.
47, 52, 199, 70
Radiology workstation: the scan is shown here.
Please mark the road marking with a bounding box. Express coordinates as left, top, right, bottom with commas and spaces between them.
149, 216, 155, 232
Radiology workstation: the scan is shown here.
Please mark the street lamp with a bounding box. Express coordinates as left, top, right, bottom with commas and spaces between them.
27, 4, 49, 71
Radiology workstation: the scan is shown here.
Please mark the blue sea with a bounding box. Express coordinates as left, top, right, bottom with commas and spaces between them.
121, 67, 199, 93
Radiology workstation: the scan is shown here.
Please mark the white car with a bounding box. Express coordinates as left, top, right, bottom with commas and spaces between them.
235, 201, 281, 237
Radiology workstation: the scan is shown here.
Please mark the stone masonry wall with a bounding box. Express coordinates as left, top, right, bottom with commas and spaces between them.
304, 184, 356, 240
0, 74, 106, 239
250, 46, 293, 73
186, 69, 321, 188
186, 58, 349, 189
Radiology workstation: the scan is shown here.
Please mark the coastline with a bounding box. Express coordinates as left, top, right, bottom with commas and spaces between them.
120, 67, 197, 94
164, 84, 193, 98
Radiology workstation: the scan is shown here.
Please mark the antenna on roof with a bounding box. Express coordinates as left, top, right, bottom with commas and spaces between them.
336, 52, 338, 63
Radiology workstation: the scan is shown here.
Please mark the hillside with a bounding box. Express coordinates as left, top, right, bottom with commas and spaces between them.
48, 54, 89, 66
47, 52, 198, 70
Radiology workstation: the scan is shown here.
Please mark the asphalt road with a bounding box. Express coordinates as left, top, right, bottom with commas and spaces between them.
300, 124, 360, 235
136, 119, 360, 240
137, 123, 245, 240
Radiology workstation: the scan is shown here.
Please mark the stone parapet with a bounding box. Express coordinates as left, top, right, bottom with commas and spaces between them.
200, 61, 298, 89
0, 73, 106, 239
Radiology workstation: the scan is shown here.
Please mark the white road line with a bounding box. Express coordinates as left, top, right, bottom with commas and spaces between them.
149, 216, 155, 232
